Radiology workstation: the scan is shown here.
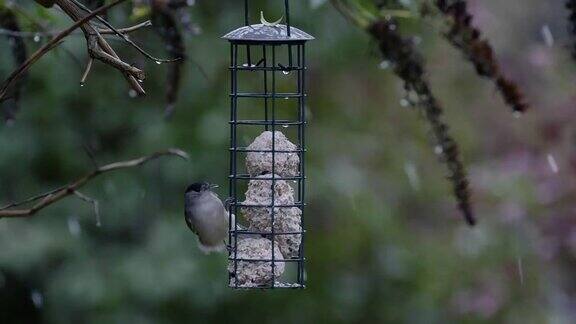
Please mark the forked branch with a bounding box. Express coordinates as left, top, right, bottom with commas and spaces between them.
0, 149, 189, 219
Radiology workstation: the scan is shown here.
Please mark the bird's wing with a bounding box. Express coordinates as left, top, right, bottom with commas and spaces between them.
185, 216, 197, 234
184, 196, 197, 234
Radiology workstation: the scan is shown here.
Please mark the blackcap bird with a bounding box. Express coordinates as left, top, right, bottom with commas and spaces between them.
184, 182, 229, 253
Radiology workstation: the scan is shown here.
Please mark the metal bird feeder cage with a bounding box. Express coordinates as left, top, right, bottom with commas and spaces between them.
224, 0, 313, 289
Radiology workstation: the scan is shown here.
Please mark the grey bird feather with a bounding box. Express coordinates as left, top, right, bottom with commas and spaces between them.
184, 182, 229, 253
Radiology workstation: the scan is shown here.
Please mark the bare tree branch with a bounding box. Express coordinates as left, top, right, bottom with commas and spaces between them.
0, 0, 129, 102
0, 20, 153, 38
0, 149, 189, 219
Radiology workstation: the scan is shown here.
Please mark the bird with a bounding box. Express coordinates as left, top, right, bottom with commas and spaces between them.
184, 182, 229, 254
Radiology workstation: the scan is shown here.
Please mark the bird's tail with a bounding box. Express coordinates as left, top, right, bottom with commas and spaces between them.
198, 241, 227, 254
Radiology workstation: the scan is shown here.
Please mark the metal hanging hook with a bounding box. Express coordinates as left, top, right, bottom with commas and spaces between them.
260, 11, 284, 27
243, 0, 292, 36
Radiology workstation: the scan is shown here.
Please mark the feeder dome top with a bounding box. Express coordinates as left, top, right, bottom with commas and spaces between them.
223, 24, 314, 43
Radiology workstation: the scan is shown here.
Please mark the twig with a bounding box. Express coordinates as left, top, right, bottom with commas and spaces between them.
70, 0, 180, 63
0, 0, 128, 102
73, 191, 101, 226
0, 149, 189, 218
0, 20, 152, 37
55, 0, 145, 96
80, 58, 94, 85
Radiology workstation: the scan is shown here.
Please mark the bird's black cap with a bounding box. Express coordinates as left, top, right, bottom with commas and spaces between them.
185, 182, 217, 193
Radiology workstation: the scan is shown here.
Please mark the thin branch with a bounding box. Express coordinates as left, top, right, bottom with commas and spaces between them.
70, 0, 181, 63
0, 0, 128, 102
80, 57, 94, 85
0, 149, 189, 219
0, 20, 152, 37
73, 191, 101, 226
55, 0, 145, 95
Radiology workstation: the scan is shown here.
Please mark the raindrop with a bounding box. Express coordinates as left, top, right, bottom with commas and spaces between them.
128, 89, 138, 98
434, 145, 443, 155
547, 154, 559, 173
67, 217, 81, 237
378, 60, 390, 70
399, 99, 410, 107
138, 79, 144, 83
541, 25, 554, 47
517, 256, 524, 286
155, 61, 162, 65
33, 34, 40, 42
404, 162, 420, 191
282, 70, 290, 75
30, 290, 44, 309
80, 82, 85, 87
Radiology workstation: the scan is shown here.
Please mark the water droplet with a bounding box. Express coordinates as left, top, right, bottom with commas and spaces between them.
128, 89, 138, 98
547, 154, 559, 173
30, 290, 44, 309
412, 36, 422, 45
155, 61, 162, 65
282, 124, 289, 128
282, 70, 290, 75
138, 79, 144, 83
513, 111, 523, 119
517, 256, 524, 286
434, 145, 443, 155
404, 162, 420, 191
541, 25, 554, 47
399, 99, 410, 107
80, 82, 85, 87
67, 217, 81, 237
33, 34, 40, 42
378, 60, 390, 70
284, 97, 290, 100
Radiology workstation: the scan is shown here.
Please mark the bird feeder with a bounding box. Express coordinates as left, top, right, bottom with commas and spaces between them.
224, 0, 313, 289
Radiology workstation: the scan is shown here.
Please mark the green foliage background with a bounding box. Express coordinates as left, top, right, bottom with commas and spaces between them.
1, 0, 575, 323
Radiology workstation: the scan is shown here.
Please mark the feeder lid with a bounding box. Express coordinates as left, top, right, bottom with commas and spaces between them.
223, 24, 314, 43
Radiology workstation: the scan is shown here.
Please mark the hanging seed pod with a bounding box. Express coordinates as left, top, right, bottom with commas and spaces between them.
434, 0, 527, 113
369, 19, 475, 226
0, 8, 27, 122
34, 0, 56, 8
151, 0, 186, 117
566, 1, 576, 60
